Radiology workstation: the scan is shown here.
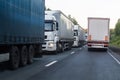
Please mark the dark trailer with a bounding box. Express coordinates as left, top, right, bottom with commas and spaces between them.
0, 0, 45, 69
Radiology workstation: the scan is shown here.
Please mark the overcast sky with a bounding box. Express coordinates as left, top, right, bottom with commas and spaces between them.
45, 0, 120, 29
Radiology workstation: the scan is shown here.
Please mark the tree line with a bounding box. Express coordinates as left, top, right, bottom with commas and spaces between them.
110, 19, 120, 47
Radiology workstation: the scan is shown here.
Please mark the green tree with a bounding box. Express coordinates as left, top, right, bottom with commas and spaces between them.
46, 8, 52, 11
68, 15, 78, 25
72, 17, 78, 25
110, 29, 115, 40
115, 19, 120, 36
68, 15, 72, 20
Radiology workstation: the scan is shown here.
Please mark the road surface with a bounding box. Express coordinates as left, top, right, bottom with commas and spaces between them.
0, 46, 120, 80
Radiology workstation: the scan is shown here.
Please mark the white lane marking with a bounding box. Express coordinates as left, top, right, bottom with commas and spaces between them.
71, 51, 75, 54
107, 51, 120, 65
45, 60, 58, 67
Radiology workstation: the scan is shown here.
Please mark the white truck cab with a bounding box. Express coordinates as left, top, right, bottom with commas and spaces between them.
72, 25, 86, 47
73, 25, 80, 47
42, 15, 59, 51
42, 10, 74, 53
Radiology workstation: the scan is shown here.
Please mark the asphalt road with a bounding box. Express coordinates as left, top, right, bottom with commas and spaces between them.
1, 46, 120, 80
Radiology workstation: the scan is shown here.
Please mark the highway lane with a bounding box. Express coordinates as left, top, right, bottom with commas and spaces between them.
29, 47, 120, 80
0, 48, 79, 80
1, 47, 120, 80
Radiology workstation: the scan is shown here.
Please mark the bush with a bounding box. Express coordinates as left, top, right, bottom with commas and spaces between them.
110, 36, 120, 47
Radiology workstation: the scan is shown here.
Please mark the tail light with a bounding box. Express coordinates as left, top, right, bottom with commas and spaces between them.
88, 35, 91, 41
87, 43, 91, 46
105, 36, 108, 41
104, 44, 108, 47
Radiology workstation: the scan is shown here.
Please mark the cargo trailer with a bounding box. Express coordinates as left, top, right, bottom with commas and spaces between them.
42, 10, 74, 53
0, 0, 45, 69
87, 17, 110, 51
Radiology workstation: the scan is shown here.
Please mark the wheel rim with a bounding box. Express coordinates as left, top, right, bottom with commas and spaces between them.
28, 46, 34, 64
10, 46, 20, 69
61, 44, 64, 52
21, 46, 27, 66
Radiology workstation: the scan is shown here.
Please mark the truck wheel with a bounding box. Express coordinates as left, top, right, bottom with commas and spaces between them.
20, 46, 28, 66
61, 43, 64, 52
68, 43, 72, 50
78, 42, 80, 47
88, 48, 91, 51
103, 48, 107, 51
28, 45, 34, 64
54, 43, 59, 54
9, 46, 20, 70
57, 43, 62, 52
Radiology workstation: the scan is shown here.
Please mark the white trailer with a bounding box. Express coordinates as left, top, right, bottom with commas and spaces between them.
42, 10, 74, 53
87, 17, 110, 50
73, 25, 86, 47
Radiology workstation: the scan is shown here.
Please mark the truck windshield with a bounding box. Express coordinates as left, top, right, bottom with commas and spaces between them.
45, 22, 53, 31
74, 30, 78, 36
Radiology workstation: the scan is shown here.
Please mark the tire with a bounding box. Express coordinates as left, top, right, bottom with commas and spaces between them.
9, 46, 20, 70
61, 43, 64, 52
103, 48, 107, 51
20, 46, 28, 66
55, 43, 59, 54
34, 45, 42, 58
56, 43, 62, 53
68, 43, 72, 50
28, 45, 34, 64
88, 48, 91, 51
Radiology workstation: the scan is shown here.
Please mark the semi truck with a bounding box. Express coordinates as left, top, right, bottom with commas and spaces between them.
42, 10, 74, 53
73, 25, 86, 47
87, 17, 110, 51
0, 0, 45, 69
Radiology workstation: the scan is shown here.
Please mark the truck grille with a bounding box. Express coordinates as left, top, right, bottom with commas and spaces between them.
43, 42, 46, 45
45, 35, 47, 39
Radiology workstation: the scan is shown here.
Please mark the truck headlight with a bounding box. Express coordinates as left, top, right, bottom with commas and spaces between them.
48, 42, 54, 48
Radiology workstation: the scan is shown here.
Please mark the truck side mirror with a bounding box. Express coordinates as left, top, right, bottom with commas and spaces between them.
56, 22, 58, 30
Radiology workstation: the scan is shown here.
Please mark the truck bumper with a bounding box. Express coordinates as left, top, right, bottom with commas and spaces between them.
87, 45, 108, 49
87, 42, 108, 49
0, 53, 9, 62
42, 41, 56, 51
73, 41, 79, 47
